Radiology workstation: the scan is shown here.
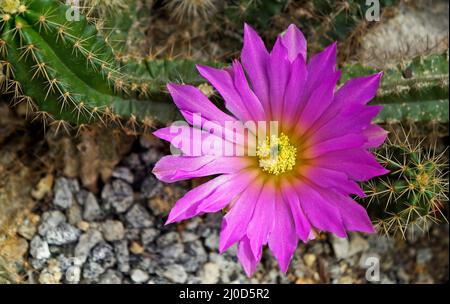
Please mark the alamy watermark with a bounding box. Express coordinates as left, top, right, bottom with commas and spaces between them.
65, 0, 80, 21
366, 0, 381, 22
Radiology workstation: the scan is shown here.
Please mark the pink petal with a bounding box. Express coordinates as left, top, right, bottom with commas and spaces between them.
280, 24, 307, 62
196, 63, 252, 121
281, 183, 311, 243
302, 166, 366, 197
322, 190, 375, 234
242, 23, 270, 114
167, 83, 235, 125
363, 124, 388, 148
305, 43, 337, 97
268, 37, 291, 120
304, 134, 367, 158
311, 73, 383, 131
297, 71, 341, 133
153, 125, 242, 156
295, 181, 347, 238
283, 55, 307, 127
165, 174, 233, 224
314, 149, 389, 181
232, 60, 266, 121
219, 182, 263, 253
268, 195, 298, 273
246, 184, 276, 260
153, 156, 249, 183
237, 236, 260, 277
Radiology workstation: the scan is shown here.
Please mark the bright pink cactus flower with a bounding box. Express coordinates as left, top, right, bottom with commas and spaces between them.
152, 23, 388, 276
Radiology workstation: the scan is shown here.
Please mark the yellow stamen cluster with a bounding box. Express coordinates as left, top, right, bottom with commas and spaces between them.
257, 133, 297, 175
0, 0, 21, 14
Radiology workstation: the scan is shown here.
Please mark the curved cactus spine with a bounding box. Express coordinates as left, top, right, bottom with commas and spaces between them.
362, 130, 448, 238
341, 52, 449, 124
0, 0, 213, 131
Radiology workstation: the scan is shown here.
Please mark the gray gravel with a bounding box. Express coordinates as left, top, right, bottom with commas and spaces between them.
25, 136, 449, 284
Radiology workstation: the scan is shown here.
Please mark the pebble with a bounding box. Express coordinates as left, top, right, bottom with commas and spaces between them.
101, 220, 125, 242
83, 192, 103, 221
82, 261, 106, 281
331, 236, 350, 260
102, 180, 134, 213
140, 176, 163, 199
90, 243, 116, 269
99, 269, 123, 284
204, 233, 219, 250
17, 216, 39, 240
125, 204, 153, 228
112, 167, 134, 184
39, 259, 62, 284
45, 223, 80, 245
38, 211, 66, 237
416, 248, 433, 265
65, 266, 81, 284
200, 262, 220, 284
53, 177, 75, 209
30, 236, 51, 260
67, 203, 83, 226
303, 254, 317, 267
161, 264, 188, 283
114, 240, 130, 273
130, 241, 145, 255
74, 229, 104, 264
130, 269, 149, 283
141, 228, 158, 246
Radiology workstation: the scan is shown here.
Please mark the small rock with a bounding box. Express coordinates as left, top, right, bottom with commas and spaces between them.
82, 261, 105, 281
303, 254, 317, 267
348, 235, 370, 257
416, 248, 433, 265
130, 269, 149, 283
67, 203, 82, 226
74, 229, 104, 264
112, 167, 134, 184
38, 211, 66, 237
102, 180, 134, 213
90, 243, 116, 269
45, 223, 80, 245
130, 241, 145, 255
99, 269, 123, 284
125, 204, 153, 228
39, 259, 62, 284
204, 233, 219, 250
30, 236, 51, 260
331, 236, 350, 260
65, 266, 81, 284
140, 176, 163, 199
101, 220, 125, 242
17, 215, 39, 240
83, 192, 103, 221
114, 240, 130, 273
141, 228, 158, 246
200, 263, 220, 284
181, 232, 199, 243
162, 264, 188, 283
77, 221, 90, 232
31, 174, 54, 200
53, 177, 74, 209
156, 232, 180, 247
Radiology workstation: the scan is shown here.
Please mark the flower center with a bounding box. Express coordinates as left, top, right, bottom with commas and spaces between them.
256, 133, 297, 176
1, 0, 21, 14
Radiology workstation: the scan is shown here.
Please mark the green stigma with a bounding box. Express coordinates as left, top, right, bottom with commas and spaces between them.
256, 133, 297, 175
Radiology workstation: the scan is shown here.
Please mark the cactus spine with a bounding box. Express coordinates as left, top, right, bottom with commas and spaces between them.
362, 130, 448, 238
